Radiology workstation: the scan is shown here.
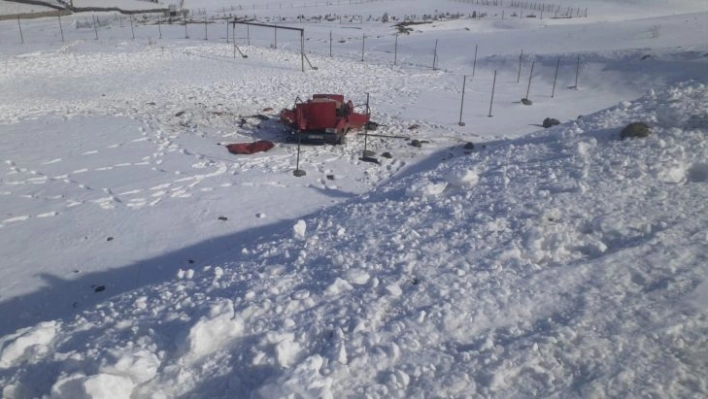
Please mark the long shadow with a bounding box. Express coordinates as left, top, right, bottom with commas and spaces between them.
0, 215, 304, 337
170, 140, 535, 398
0, 139, 468, 337
0, 128, 595, 393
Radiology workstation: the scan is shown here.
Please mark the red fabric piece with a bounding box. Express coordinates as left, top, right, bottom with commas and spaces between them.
226, 140, 275, 155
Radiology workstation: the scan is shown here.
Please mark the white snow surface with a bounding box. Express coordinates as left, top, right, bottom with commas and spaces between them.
0, 1, 55, 15
3, 82, 708, 399
1, 0, 708, 398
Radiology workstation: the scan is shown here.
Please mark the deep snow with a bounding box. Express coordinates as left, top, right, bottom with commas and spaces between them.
1, 0, 708, 397
3, 82, 708, 399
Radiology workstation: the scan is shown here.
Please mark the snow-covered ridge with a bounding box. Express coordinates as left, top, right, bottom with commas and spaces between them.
2, 83, 707, 398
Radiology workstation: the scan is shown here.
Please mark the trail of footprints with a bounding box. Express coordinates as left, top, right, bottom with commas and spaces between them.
2, 106, 414, 229
1, 117, 247, 228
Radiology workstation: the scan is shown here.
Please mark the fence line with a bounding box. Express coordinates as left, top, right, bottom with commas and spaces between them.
2, 8, 585, 125
4, 10, 586, 75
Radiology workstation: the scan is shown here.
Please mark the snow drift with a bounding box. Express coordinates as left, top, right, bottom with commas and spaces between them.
1, 83, 707, 398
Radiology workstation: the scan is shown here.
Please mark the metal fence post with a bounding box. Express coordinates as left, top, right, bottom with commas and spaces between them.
516, 49, 523, 83
551, 57, 560, 98
458, 75, 467, 126
361, 33, 365, 61
472, 44, 478, 76
394, 33, 398, 65
17, 17, 24, 44
58, 14, 64, 42
524, 60, 535, 101
130, 15, 135, 40
488, 70, 497, 117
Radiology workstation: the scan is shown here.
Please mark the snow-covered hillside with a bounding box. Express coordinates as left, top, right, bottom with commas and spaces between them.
2, 83, 707, 398
1, 0, 708, 397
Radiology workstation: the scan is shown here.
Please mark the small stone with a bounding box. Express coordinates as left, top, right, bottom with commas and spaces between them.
94, 285, 106, 293
218, 216, 228, 221
542, 118, 560, 128
621, 122, 651, 139
381, 152, 393, 159
106, 237, 114, 242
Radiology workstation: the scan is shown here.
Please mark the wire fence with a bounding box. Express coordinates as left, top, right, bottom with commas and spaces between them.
3, 2, 590, 125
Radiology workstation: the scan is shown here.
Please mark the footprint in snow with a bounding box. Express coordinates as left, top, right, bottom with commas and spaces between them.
3, 215, 30, 224
37, 212, 59, 218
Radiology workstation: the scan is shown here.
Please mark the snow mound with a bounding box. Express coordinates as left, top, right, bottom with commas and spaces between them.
405, 178, 448, 198
655, 84, 708, 129
50, 373, 134, 399
99, 348, 161, 385
0, 321, 58, 369
177, 299, 244, 364
443, 167, 480, 188
293, 220, 307, 239
1, 83, 707, 399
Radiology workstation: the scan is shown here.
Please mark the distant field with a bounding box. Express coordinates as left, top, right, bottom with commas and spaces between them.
0, 1, 56, 15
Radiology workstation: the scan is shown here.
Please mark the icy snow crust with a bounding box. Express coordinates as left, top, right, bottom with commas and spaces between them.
2, 84, 707, 398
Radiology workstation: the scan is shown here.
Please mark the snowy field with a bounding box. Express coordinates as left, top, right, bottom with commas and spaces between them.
1, 0, 708, 398
0, 1, 56, 15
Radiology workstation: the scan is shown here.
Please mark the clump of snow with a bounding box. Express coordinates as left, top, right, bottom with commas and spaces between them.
293, 220, 307, 239
257, 355, 333, 399
324, 278, 354, 296
655, 84, 708, 129
0, 321, 58, 369
50, 373, 134, 399
99, 348, 160, 385
177, 299, 244, 364
443, 167, 480, 188
272, 333, 302, 368
345, 268, 370, 285
405, 178, 448, 198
